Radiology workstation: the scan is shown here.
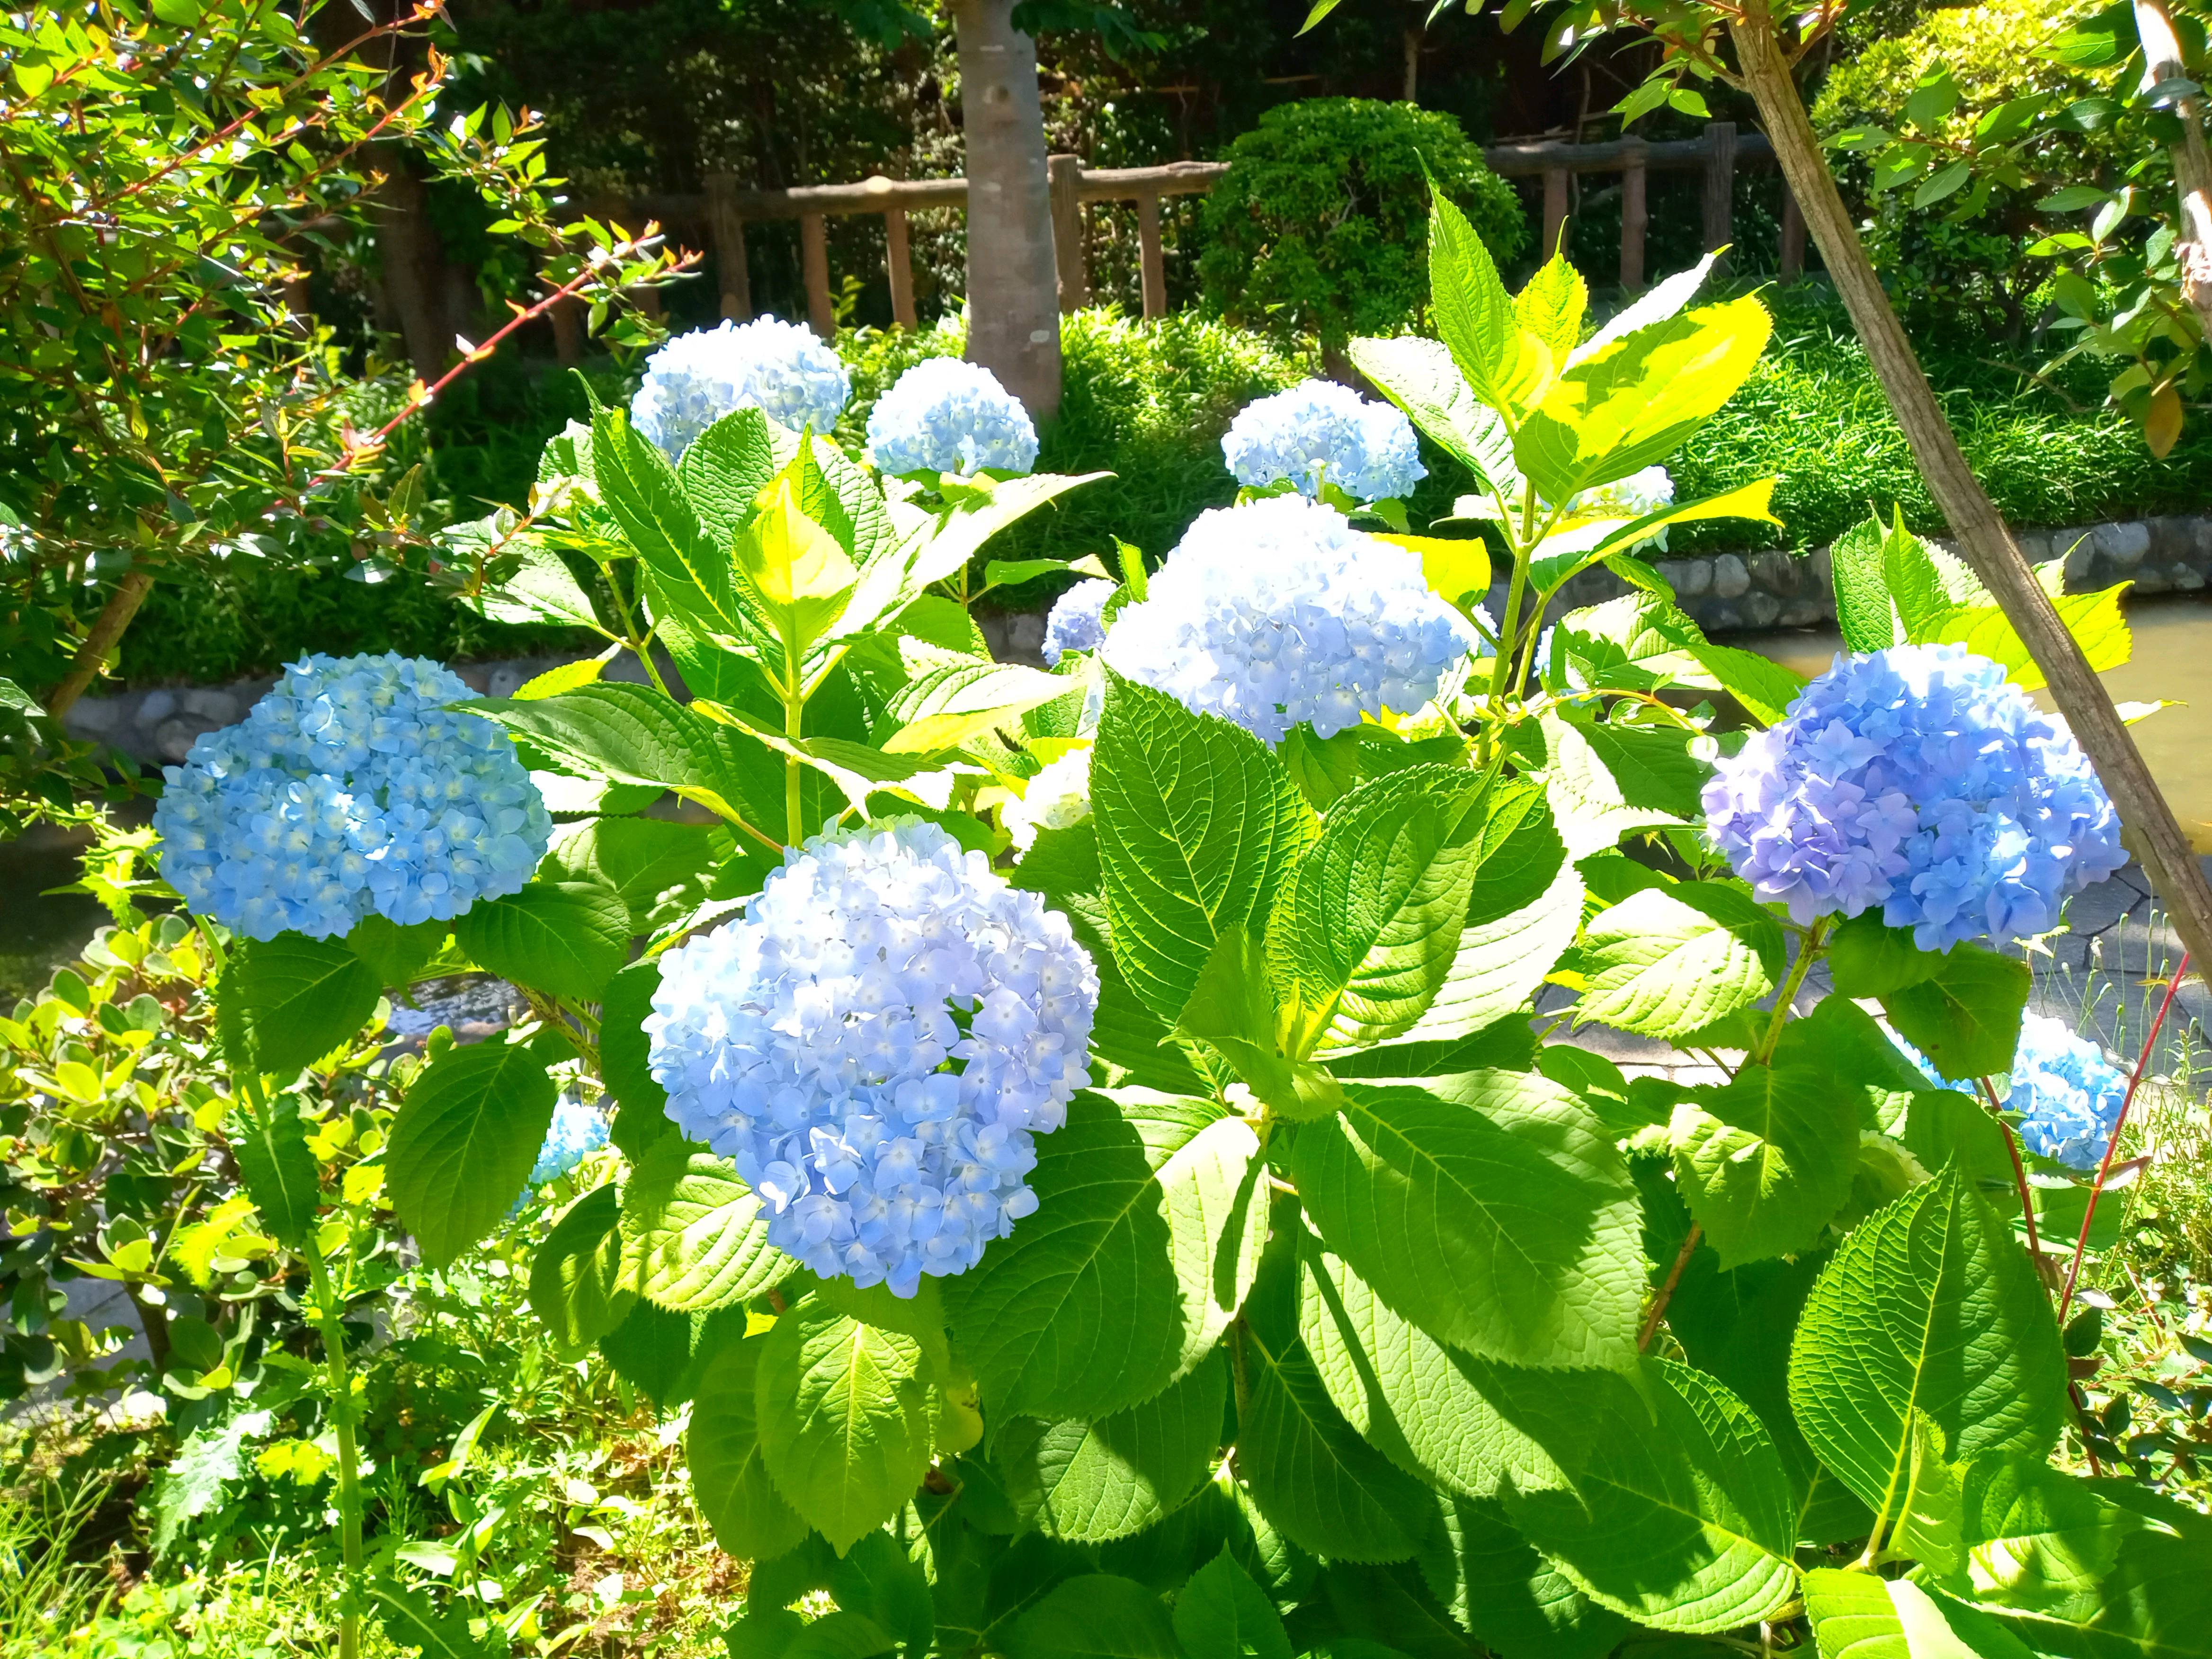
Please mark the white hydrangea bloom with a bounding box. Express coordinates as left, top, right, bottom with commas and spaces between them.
1103, 496, 1476, 746
1044, 578, 1116, 666
644, 821, 1098, 1298
1004, 748, 1093, 853
1221, 379, 1426, 503
1570, 464, 1674, 519
866, 357, 1039, 477
153, 652, 552, 942
631, 318, 850, 460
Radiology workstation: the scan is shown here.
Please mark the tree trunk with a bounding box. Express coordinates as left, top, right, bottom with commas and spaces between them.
2133, 0, 2212, 336
373, 161, 453, 380
1729, 0, 2212, 999
952, 0, 1062, 418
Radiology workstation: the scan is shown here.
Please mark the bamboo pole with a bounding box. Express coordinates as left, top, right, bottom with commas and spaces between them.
1730, 0, 2212, 998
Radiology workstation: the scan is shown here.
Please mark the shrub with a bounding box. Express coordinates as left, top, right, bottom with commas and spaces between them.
1197, 98, 1525, 345
1811, 0, 2107, 338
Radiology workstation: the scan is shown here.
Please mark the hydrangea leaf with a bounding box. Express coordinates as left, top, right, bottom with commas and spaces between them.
1003, 1574, 1182, 1659
1664, 999, 1867, 1268
527, 1184, 636, 1352
230, 1095, 320, 1251
1380, 785, 1584, 1045
1574, 883, 1783, 1040
1788, 1168, 2069, 1529
221, 932, 382, 1076
1173, 1548, 1292, 1659
756, 1298, 935, 1552
1178, 927, 1345, 1123
460, 529, 608, 633
1880, 944, 2031, 1081
1567, 253, 1718, 366
1538, 712, 1704, 861
1929, 585, 2133, 692
1831, 518, 1905, 654
1418, 1495, 1629, 1659
598, 958, 675, 1161
1286, 1070, 1643, 1371
676, 405, 780, 550
344, 914, 448, 990
546, 816, 730, 934
618, 1140, 792, 1312
1802, 1568, 2034, 1659
1424, 182, 1532, 422
829, 1534, 937, 1659
942, 1092, 1261, 1421
1267, 766, 1491, 1055
995, 1351, 1227, 1543
1482, 1358, 1798, 1634
1516, 251, 1589, 363
1298, 1239, 1570, 1501
387, 1033, 559, 1268
900, 473, 1115, 598
1828, 911, 1944, 998
687, 1330, 810, 1562
1302, 1561, 1478, 1659
590, 405, 746, 644
1343, 333, 1522, 499
598, 1299, 720, 1411
1237, 1315, 1434, 1564
453, 876, 631, 1004
1527, 479, 1780, 599
1093, 675, 1313, 1026
880, 653, 1074, 755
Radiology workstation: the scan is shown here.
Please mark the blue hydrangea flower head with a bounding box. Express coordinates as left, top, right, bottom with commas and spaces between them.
1103, 495, 1476, 746
531, 1093, 610, 1186
866, 357, 1039, 477
1703, 644, 2125, 950
1221, 379, 1426, 503
644, 820, 1099, 1298
154, 652, 552, 942
631, 317, 850, 460
1891, 1012, 2125, 1172
1044, 578, 1116, 666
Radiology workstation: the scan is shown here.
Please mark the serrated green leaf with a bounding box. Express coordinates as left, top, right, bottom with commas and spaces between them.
222, 932, 382, 1076
830, 1533, 935, 1658
1345, 335, 1522, 499
1803, 1569, 2034, 1659
1093, 676, 1311, 1025
599, 957, 674, 1159
1174, 1548, 1292, 1659
1287, 1070, 1643, 1371
942, 1093, 1261, 1420
1426, 182, 1529, 421
591, 405, 744, 642
1789, 1168, 2069, 1532
1828, 910, 1942, 998
1928, 586, 2133, 690
677, 406, 780, 550
882, 653, 1073, 754
231, 1095, 320, 1249
1668, 997, 1868, 1267
346, 914, 448, 988
1515, 253, 1588, 363
1417, 1496, 1627, 1659
1576, 883, 1782, 1040
547, 815, 730, 933
1881, 944, 2030, 1080
529, 1184, 636, 1350
1831, 518, 1902, 653
619, 1140, 791, 1312
997, 1350, 1226, 1543
598, 1298, 718, 1410
454, 877, 632, 1003
757, 1298, 934, 1552
1004, 1574, 1180, 1659
688, 1330, 810, 1560
388, 1035, 558, 1267
1538, 713, 1703, 860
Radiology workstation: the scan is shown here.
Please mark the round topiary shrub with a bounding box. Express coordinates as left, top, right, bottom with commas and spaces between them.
1197, 98, 1525, 346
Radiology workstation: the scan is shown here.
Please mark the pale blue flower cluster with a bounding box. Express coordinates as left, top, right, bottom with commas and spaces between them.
644, 821, 1098, 1298
1044, 578, 1116, 666
531, 1094, 609, 1186
1704, 644, 2124, 951
1893, 1012, 2126, 1171
866, 357, 1038, 477
1222, 379, 1426, 502
1103, 496, 1476, 746
154, 653, 552, 942
631, 318, 850, 460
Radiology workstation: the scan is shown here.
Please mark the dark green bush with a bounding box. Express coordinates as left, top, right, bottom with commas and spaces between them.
1197, 98, 1525, 346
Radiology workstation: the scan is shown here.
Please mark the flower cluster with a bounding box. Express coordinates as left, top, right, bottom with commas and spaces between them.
1044, 578, 1116, 666
531, 1094, 609, 1187
154, 653, 552, 942
1004, 747, 1093, 854
1103, 495, 1476, 745
1221, 379, 1426, 503
1894, 1012, 2126, 1172
644, 821, 1098, 1297
1703, 644, 2124, 950
631, 318, 850, 460
1570, 464, 1674, 520
866, 357, 1038, 477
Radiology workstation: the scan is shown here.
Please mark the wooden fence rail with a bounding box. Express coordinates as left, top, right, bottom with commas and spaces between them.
583, 123, 1800, 350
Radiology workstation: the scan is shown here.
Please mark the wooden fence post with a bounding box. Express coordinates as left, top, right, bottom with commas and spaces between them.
884, 207, 918, 328
1780, 185, 1806, 284
1137, 193, 1167, 319
1703, 121, 1738, 260
706, 174, 752, 321
1620, 137, 1648, 292
801, 212, 834, 339
1542, 165, 1570, 259
1048, 153, 1088, 312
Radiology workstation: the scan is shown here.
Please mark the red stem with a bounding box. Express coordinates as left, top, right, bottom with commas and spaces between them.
2057, 950, 2191, 1329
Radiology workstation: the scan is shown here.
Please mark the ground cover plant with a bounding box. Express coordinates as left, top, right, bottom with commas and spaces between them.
45, 172, 2194, 1659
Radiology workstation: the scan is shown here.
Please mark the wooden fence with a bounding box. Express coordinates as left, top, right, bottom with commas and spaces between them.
582, 122, 1800, 347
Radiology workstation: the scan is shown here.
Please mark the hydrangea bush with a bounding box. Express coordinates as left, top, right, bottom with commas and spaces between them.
175, 187, 2186, 1659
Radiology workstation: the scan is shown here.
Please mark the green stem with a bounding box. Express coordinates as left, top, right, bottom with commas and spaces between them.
1751, 916, 1827, 1066
783, 653, 805, 848
306, 1224, 365, 1659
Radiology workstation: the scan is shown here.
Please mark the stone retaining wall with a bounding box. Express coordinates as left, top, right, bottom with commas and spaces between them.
63, 512, 2212, 767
